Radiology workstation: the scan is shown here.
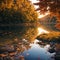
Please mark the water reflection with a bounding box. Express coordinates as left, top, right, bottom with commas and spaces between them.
21, 39, 55, 60
0, 39, 60, 60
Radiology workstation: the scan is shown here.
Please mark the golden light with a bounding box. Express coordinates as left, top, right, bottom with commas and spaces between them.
30, 0, 50, 18
37, 27, 49, 35
30, 0, 39, 9
30, 0, 39, 3
38, 12, 50, 18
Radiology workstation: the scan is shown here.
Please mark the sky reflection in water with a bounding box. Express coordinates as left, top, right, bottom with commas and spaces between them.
21, 39, 55, 60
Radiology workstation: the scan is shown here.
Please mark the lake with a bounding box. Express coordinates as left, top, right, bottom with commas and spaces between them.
20, 39, 55, 60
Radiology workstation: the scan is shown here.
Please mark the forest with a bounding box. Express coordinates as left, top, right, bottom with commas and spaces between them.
0, 0, 60, 45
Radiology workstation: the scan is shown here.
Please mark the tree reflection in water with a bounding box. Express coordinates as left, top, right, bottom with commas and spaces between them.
0, 26, 60, 60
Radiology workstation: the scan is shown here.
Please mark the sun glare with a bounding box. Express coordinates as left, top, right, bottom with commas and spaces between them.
30, 0, 39, 3
37, 27, 49, 35
30, 0, 50, 18
30, 0, 39, 9
38, 12, 50, 18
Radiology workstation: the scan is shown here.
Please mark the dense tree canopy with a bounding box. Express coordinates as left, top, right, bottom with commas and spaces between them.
0, 0, 39, 44
34, 0, 60, 30
0, 0, 14, 9
0, 26, 38, 45
0, 0, 38, 23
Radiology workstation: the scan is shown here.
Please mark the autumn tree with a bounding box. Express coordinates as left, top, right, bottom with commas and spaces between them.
0, 0, 38, 23
37, 32, 60, 43
15, 0, 38, 22
0, 0, 14, 10
34, 0, 60, 30
0, 0, 39, 44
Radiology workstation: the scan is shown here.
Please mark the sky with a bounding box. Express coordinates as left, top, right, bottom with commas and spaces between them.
29, 0, 50, 33
30, 0, 50, 18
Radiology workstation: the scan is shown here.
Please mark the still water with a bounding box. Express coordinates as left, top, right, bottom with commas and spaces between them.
20, 39, 55, 60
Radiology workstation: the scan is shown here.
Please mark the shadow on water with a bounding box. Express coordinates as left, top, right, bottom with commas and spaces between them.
0, 26, 38, 44
0, 26, 60, 60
